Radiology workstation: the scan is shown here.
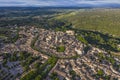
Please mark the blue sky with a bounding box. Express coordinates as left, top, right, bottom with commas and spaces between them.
0, 0, 120, 7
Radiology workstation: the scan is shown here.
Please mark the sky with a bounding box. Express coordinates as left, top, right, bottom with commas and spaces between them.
0, 0, 120, 7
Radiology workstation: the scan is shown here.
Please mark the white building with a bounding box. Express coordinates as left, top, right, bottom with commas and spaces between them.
66, 30, 75, 35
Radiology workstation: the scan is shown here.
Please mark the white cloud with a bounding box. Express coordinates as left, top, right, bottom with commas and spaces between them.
0, 0, 120, 6
75, 0, 120, 4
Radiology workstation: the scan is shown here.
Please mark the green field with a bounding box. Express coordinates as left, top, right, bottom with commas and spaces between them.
56, 9, 120, 37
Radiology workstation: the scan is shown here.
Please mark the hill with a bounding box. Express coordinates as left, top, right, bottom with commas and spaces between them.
56, 9, 120, 37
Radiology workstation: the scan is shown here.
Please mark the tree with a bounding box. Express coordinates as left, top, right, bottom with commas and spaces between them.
97, 70, 104, 76
55, 78, 59, 80
56, 46, 65, 52
76, 35, 88, 44
35, 75, 42, 80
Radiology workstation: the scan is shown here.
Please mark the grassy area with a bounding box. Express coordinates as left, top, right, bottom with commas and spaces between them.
56, 9, 120, 37
56, 45, 65, 52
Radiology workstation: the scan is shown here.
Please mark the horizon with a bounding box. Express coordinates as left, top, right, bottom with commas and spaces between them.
0, 0, 120, 7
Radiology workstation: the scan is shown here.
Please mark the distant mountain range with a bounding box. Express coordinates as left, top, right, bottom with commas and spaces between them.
0, 3, 120, 8
79, 3, 120, 8
63, 3, 120, 8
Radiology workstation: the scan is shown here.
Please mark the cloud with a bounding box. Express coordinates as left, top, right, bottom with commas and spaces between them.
0, 0, 120, 6
0, 0, 66, 6
75, 0, 120, 4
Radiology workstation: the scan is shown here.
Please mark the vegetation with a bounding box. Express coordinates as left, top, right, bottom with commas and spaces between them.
76, 35, 88, 44
1, 51, 32, 62
95, 69, 111, 80
76, 30, 120, 52
69, 70, 76, 79
83, 46, 91, 54
0, 7, 73, 29
50, 72, 59, 80
1, 51, 40, 71
97, 52, 116, 65
56, 9, 120, 37
57, 46, 65, 52
21, 57, 58, 80
97, 70, 104, 76
0, 27, 19, 43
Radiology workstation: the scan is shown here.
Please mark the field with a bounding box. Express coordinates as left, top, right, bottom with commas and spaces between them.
56, 9, 120, 37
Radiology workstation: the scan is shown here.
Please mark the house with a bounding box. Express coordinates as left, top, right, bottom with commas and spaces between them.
66, 30, 75, 35
75, 48, 83, 55
0, 56, 4, 62
118, 45, 120, 49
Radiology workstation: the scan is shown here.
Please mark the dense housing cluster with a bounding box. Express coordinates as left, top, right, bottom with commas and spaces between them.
35, 29, 84, 58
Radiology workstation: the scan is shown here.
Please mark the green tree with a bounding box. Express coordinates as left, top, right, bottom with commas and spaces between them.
35, 75, 42, 80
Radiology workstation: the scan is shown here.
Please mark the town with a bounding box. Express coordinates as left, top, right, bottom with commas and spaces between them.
0, 26, 120, 80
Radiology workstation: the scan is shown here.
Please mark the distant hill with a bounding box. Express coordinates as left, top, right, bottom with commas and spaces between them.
56, 9, 120, 37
